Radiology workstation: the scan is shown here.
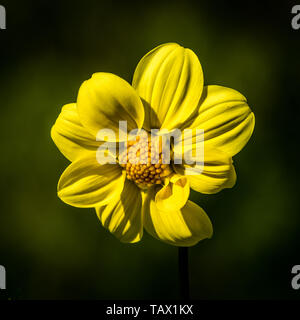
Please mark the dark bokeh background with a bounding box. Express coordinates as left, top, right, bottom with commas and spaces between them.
0, 0, 299, 300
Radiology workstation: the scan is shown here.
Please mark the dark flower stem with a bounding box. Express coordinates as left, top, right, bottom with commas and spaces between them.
178, 247, 190, 300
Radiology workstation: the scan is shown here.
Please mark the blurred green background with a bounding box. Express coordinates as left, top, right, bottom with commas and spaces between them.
0, 0, 299, 300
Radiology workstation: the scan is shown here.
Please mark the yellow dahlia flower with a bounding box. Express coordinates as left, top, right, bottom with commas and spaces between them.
51, 43, 255, 246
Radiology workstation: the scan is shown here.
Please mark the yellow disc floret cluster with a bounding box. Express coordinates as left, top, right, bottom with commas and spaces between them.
119, 135, 172, 188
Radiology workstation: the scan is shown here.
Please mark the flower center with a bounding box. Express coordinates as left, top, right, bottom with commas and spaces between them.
119, 135, 172, 188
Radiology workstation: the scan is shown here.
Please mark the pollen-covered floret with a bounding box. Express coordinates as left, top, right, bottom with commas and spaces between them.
118, 135, 172, 188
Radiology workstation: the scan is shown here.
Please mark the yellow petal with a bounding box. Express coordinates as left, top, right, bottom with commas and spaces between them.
155, 175, 190, 211
58, 154, 125, 208
174, 146, 236, 194
96, 180, 143, 243
132, 43, 204, 130
187, 162, 236, 194
143, 189, 212, 247
188, 85, 255, 157
51, 103, 99, 161
77, 73, 144, 139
